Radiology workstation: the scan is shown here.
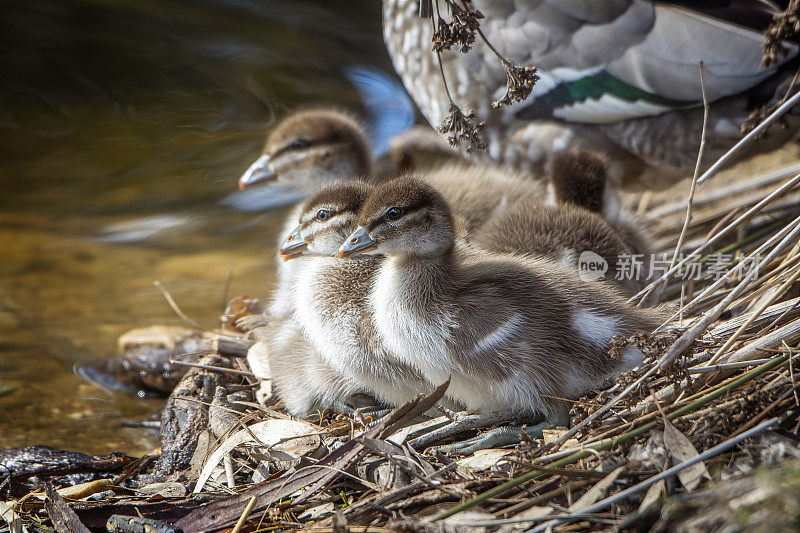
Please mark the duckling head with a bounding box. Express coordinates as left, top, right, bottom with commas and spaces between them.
549, 149, 607, 214
339, 177, 455, 258
240, 109, 372, 190
279, 181, 374, 260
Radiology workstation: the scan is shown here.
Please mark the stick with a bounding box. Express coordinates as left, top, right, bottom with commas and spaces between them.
669, 62, 708, 274
655, 220, 800, 368
231, 496, 257, 533
686, 358, 774, 374
673, 214, 800, 319
221, 263, 235, 313
630, 173, 800, 303
169, 359, 255, 377
696, 90, 800, 184
705, 265, 800, 366
153, 280, 204, 330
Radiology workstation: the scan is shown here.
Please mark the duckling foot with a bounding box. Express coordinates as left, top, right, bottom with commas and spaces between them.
327, 399, 390, 421
428, 421, 551, 455
408, 411, 518, 451
235, 314, 269, 333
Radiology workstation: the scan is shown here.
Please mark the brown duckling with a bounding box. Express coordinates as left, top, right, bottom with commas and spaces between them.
339, 177, 665, 450
239, 109, 372, 190
238, 108, 547, 233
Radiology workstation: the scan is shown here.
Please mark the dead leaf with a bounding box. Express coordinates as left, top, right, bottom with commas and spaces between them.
663, 420, 710, 491
32, 479, 113, 500
194, 419, 324, 493
456, 449, 512, 477
137, 482, 187, 498
177, 380, 450, 533
542, 427, 579, 449
569, 466, 624, 512
498, 506, 553, 533
0, 501, 27, 533
638, 479, 665, 513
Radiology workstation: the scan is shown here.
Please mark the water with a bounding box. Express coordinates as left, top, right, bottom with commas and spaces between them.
0, 0, 391, 455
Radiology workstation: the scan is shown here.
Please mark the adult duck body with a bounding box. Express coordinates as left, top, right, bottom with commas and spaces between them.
383, 0, 800, 187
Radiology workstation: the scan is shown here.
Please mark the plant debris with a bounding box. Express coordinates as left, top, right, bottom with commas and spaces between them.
432, 1, 483, 53
438, 103, 487, 152
762, 0, 800, 67
492, 61, 539, 108
427, 0, 538, 151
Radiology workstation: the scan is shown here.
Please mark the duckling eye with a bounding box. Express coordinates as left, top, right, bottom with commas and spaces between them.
315, 209, 331, 222
290, 138, 310, 150
385, 206, 403, 221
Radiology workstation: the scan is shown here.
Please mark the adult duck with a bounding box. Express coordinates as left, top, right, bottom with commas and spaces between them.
382, 0, 800, 188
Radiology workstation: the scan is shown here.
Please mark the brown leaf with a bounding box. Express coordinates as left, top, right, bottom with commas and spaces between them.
568, 466, 624, 512
663, 420, 709, 491
638, 479, 665, 513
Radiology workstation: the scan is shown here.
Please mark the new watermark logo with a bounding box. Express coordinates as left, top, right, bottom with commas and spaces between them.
575, 251, 761, 282
578, 251, 608, 282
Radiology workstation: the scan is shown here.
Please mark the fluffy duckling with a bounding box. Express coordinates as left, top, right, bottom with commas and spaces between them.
339, 177, 664, 427
549, 149, 652, 258
239, 109, 372, 190
281, 181, 433, 408
240, 111, 374, 337
238, 108, 547, 233
476, 150, 651, 293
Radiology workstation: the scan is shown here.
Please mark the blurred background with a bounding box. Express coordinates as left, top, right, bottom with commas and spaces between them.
0, 0, 395, 455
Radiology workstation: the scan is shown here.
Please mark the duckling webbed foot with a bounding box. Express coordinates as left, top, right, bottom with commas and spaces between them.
327, 396, 391, 421
428, 421, 551, 455
408, 411, 519, 451
235, 314, 269, 333
408, 409, 571, 455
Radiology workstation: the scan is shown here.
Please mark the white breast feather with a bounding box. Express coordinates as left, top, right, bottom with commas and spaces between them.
371, 262, 453, 384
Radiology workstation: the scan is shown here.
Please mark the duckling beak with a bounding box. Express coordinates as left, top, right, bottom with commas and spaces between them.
239, 155, 276, 189
338, 226, 375, 258
279, 225, 308, 260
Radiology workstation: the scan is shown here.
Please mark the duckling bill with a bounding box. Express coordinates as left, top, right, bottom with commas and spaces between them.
278, 225, 307, 260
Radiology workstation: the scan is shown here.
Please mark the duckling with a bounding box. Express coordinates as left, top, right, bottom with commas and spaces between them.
281, 181, 434, 408
238, 108, 548, 232
239, 109, 372, 190
549, 149, 653, 259
339, 177, 665, 451
238, 111, 374, 336
383, 0, 799, 188
475, 150, 651, 293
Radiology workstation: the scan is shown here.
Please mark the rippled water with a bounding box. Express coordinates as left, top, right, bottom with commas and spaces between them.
0, 0, 391, 455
